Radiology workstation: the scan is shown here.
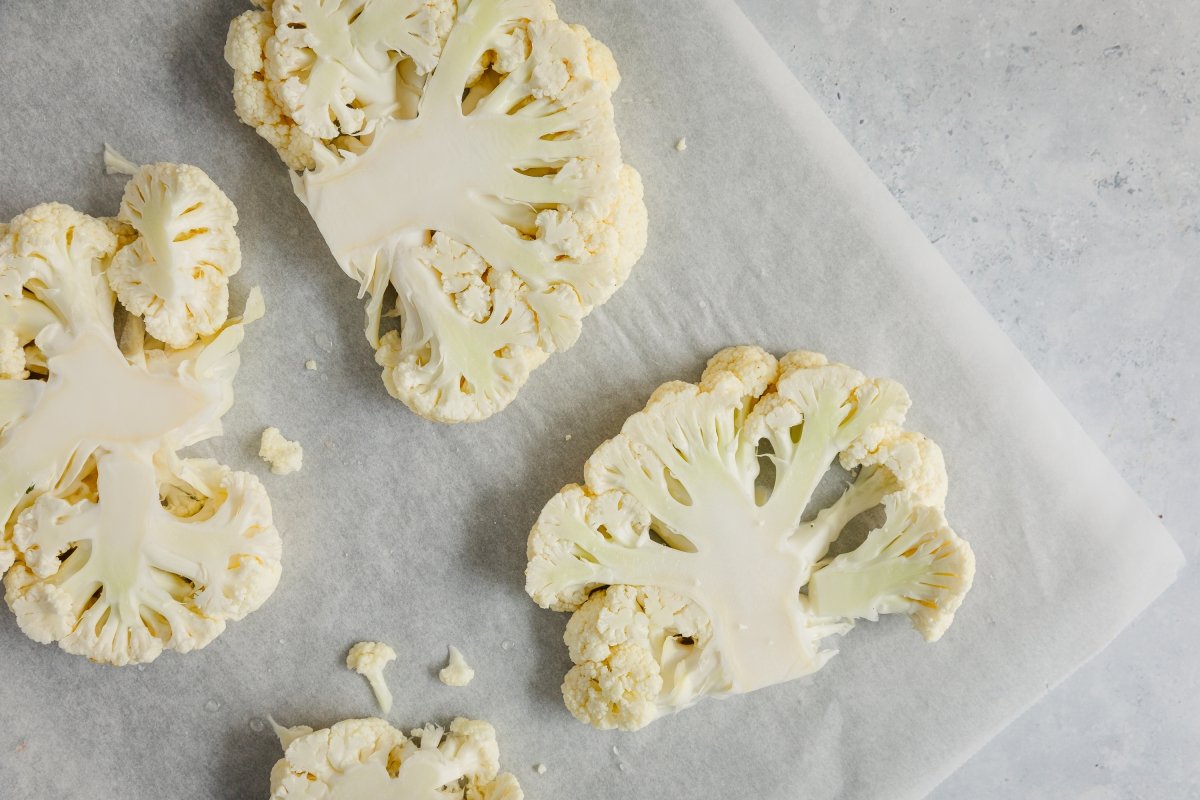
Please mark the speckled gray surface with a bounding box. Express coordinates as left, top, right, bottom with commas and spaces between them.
736, 1, 1200, 797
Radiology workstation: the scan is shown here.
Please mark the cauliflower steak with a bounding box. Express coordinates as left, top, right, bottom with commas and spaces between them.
227, 0, 647, 422
526, 347, 975, 729
0, 165, 281, 666
269, 717, 523, 799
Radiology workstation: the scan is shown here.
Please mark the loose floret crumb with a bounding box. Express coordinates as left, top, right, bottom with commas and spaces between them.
535, 764, 547, 775
675, 137, 687, 151
304, 359, 317, 371
439, 645, 475, 687
259, 427, 303, 475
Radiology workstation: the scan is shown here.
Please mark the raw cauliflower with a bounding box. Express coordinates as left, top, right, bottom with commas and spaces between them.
226, 0, 647, 423
0, 168, 281, 667
106, 163, 241, 348
439, 645, 475, 687
269, 717, 523, 799
259, 427, 304, 475
526, 346, 975, 729
346, 640, 397, 713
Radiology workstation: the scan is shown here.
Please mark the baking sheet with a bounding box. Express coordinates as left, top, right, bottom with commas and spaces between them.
0, 1, 1184, 798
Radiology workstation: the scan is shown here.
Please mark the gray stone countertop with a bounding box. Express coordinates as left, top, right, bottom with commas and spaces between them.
735, 1, 1199, 797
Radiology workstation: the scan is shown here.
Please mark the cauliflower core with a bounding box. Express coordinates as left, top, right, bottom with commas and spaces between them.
226, 0, 647, 422
269, 717, 523, 799
260, 426, 304, 475
525, 347, 975, 730
347, 640, 397, 713
0, 169, 281, 666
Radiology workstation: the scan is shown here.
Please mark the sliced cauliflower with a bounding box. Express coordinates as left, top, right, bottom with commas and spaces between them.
269, 717, 523, 799
107, 163, 241, 348
0, 169, 281, 666
259, 427, 304, 475
526, 346, 975, 729
226, 0, 647, 423
347, 640, 397, 713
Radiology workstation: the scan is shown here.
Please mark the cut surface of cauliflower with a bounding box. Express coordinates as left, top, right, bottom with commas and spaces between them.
226, 0, 647, 422
0, 169, 281, 666
269, 717, 523, 799
259, 427, 304, 475
439, 645, 475, 687
526, 346, 975, 729
107, 163, 242, 348
347, 640, 398, 713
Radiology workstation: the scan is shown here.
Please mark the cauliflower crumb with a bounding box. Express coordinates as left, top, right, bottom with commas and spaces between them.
304, 359, 317, 371
439, 645, 475, 687
535, 763, 547, 775
259, 427, 303, 475
0, 328, 26, 379
346, 641, 397, 714
674, 137, 687, 152
564, 434, 572, 442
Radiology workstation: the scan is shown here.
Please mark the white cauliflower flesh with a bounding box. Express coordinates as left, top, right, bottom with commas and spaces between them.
347, 640, 397, 713
0, 173, 281, 667
525, 346, 975, 730
269, 717, 524, 800
226, 0, 648, 423
438, 645, 475, 687
107, 163, 242, 348
260, 426, 304, 475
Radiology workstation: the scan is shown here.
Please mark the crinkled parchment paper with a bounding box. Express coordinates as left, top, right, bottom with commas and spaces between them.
0, 1, 1183, 798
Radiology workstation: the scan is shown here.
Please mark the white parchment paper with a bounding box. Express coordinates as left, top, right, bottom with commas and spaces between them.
0, 1, 1184, 798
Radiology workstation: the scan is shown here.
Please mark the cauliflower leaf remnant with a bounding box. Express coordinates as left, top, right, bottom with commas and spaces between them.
226, 0, 647, 422
0, 166, 280, 666
347, 640, 397, 713
269, 717, 523, 799
525, 346, 975, 729
439, 645, 475, 687
259, 427, 304, 475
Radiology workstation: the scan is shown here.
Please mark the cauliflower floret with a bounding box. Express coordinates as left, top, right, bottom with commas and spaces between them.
346, 640, 397, 713
225, 8, 320, 171
5, 455, 280, 665
0, 327, 25, 378
269, 716, 524, 799
526, 347, 975, 728
439, 645, 475, 687
226, 0, 647, 423
0, 169, 280, 666
106, 163, 241, 348
807, 496, 975, 642
259, 427, 304, 475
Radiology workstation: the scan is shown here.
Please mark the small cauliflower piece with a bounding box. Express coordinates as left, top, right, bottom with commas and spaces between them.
0, 327, 25, 378
304, 359, 317, 371
526, 346, 975, 729
259, 427, 304, 475
225, 0, 647, 423
0, 173, 280, 666
269, 717, 524, 799
106, 163, 241, 348
347, 640, 397, 713
439, 645, 475, 687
